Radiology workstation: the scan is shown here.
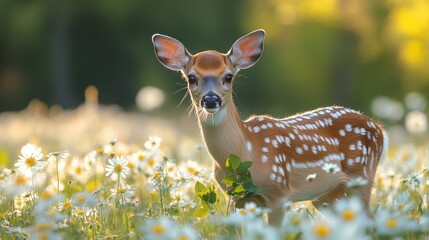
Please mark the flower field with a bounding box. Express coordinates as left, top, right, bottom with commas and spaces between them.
0, 95, 428, 240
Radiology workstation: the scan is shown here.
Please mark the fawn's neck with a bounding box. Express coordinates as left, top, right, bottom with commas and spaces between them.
197, 101, 247, 170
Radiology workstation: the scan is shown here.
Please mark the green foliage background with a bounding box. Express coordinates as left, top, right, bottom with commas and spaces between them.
1, 0, 428, 117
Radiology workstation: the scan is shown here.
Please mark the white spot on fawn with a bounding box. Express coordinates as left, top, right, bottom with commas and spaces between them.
261, 155, 268, 163
253, 126, 260, 133
272, 165, 278, 173
272, 140, 279, 148
345, 124, 353, 132
246, 141, 252, 152
278, 167, 285, 177
285, 137, 291, 147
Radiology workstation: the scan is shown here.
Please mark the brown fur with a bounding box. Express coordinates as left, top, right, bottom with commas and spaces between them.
194, 51, 225, 71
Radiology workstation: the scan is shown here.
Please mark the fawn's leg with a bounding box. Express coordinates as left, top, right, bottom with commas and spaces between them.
312, 184, 347, 210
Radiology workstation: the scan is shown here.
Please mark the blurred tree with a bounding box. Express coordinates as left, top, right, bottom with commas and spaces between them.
0, 0, 428, 117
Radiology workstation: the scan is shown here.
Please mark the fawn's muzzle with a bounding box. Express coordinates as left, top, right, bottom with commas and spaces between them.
201, 92, 221, 113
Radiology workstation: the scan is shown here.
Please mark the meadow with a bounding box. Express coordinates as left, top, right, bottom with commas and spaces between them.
0, 91, 428, 240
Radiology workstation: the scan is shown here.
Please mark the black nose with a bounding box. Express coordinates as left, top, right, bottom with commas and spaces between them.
201, 93, 221, 109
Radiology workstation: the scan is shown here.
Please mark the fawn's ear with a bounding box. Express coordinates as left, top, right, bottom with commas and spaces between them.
152, 34, 191, 71
227, 29, 265, 69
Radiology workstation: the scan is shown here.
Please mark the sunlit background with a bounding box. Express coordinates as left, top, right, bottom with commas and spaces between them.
1, 0, 428, 155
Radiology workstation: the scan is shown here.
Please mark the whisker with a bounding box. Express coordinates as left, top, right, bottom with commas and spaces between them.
173, 86, 187, 95
177, 90, 190, 108
187, 102, 195, 117
233, 74, 247, 85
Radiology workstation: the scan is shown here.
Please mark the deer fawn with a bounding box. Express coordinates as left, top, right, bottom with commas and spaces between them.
152, 29, 388, 224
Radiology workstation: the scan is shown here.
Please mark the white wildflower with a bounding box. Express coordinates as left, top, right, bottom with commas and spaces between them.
375, 207, 419, 236
47, 151, 70, 161
243, 218, 281, 240
144, 136, 162, 150
346, 177, 368, 189
405, 111, 427, 134
333, 197, 370, 228
105, 156, 130, 180
15, 143, 46, 176
322, 163, 340, 174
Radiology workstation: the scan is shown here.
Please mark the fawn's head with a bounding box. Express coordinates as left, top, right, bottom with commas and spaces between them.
152, 30, 265, 117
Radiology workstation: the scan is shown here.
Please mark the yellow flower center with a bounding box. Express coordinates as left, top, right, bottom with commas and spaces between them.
127, 162, 135, 169
397, 204, 404, 211
96, 148, 104, 154
386, 219, 397, 229
291, 216, 300, 225
148, 158, 155, 167
249, 207, 256, 213
152, 225, 165, 235
153, 172, 159, 179
25, 157, 36, 167
75, 166, 83, 174
3, 226, 10, 232
39, 192, 52, 200
138, 154, 145, 161
177, 236, 189, 240
313, 223, 331, 238
193, 170, 200, 176
62, 201, 72, 209
342, 210, 356, 221
117, 187, 126, 194
187, 166, 195, 173
37, 223, 52, 231
15, 200, 22, 207
114, 165, 123, 173
75, 209, 85, 216
76, 196, 85, 203
240, 209, 248, 215
40, 232, 49, 240
15, 175, 27, 185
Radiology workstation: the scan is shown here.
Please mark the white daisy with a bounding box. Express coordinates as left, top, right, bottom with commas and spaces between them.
144, 136, 162, 150
15, 143, 46, 176
105, 156, 130, 181
345, 177, 368, 189
375, 207, 419, 236
322, 163, 340, 174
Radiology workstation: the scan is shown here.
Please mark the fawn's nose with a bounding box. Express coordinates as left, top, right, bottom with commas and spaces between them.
201, 92, 221, 113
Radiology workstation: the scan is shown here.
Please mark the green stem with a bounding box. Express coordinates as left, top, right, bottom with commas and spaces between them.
56, 156, 60, 204
226, 198, 232, 216
116, 174, 121, 205
32, 172, 36, 200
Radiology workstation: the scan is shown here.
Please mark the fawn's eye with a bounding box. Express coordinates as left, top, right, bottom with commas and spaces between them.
187, 75, 197, 84
224, 74, 234, 83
